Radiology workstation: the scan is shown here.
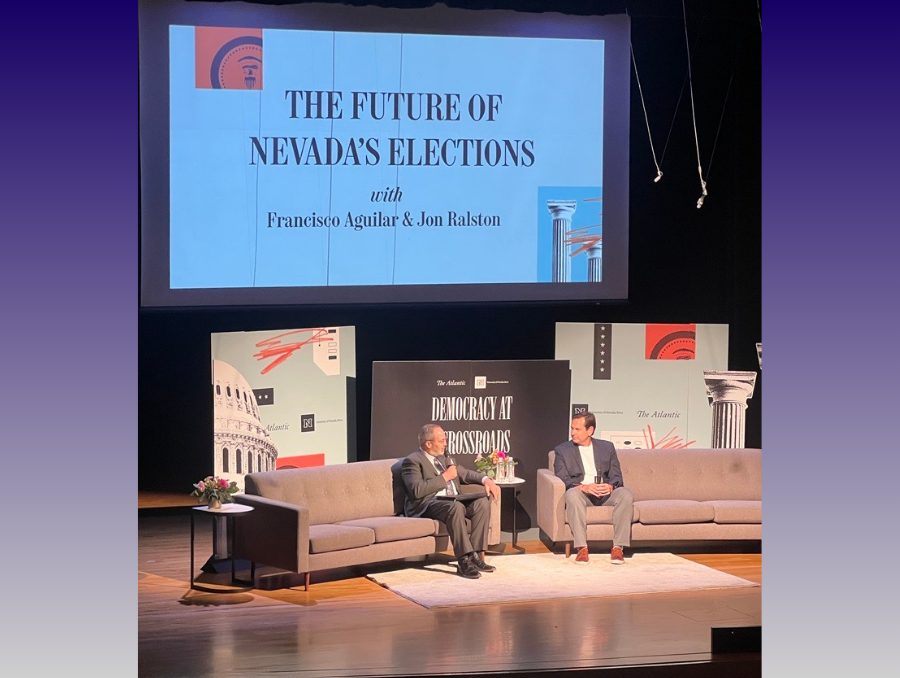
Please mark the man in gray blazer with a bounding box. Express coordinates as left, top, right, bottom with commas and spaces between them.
553, 412, 634, 565
401, 424, 501, 579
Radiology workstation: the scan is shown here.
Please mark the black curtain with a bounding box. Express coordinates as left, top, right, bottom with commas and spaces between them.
140, 0, 760, 491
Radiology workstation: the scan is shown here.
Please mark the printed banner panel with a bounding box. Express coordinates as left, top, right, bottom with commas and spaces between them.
211, 326, 356, 491
370, 360, 571, 534
556, 323, 729, 449
169, 26, 619, 293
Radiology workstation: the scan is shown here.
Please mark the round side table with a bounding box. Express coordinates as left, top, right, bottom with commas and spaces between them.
495, 477, 526, 552
190, 504, 255, 593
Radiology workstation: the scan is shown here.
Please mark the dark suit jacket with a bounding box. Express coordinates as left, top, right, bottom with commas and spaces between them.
553, 438, 624, 491
400, 449, 487, 518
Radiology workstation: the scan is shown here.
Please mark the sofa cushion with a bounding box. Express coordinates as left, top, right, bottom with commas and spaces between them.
618, 448, 762, 502
546, 448, 761, 503
704, 500, 762, 524
635, 500, 715, 524
308, 524, 375, 554
245, 459, 399, 524
339, 516, 436, 543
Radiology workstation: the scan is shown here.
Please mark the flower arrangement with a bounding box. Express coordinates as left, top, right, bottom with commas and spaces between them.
475, 449, 517, 478
191, 475, 239, 508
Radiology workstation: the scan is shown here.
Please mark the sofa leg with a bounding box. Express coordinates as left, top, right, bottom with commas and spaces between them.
565, 543, 571, 559
304, 573, 310, 591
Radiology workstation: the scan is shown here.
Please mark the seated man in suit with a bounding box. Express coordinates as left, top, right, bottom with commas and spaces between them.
401, 423, 501, 579
554, 411, 634, 565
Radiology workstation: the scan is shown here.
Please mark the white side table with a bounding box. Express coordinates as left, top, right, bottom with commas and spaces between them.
190, 504, 255, 592
495, 477, 526, 551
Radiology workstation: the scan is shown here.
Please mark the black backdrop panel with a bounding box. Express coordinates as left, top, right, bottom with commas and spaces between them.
370, 360, 571, 534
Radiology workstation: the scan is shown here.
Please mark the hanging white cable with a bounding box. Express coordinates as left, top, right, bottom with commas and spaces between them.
661, 19, 704, 167
705, 35, 744, 188
681, 0, 707, 208
631, 44, 663, 183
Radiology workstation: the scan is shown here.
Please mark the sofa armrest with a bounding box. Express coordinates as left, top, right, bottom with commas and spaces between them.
234, 494, 310, 574
459, 483, 502, 546
536, 468, 567, 542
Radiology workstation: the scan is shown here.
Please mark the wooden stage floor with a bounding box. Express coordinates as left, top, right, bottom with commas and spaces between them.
138, 507, 761, 678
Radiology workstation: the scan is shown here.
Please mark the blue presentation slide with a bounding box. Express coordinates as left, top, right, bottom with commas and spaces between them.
169, 26, 605, 289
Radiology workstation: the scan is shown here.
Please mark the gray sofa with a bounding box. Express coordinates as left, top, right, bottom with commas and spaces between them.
233, 458, 500, 589
537, 448, 761, 551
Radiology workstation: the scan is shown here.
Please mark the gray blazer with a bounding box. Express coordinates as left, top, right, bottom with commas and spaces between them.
553, 438, 624, 491
400, 449, 487, 518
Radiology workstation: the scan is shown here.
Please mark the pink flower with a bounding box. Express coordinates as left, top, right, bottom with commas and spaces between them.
197, 481, 206, 492
218, 478, 229, 488
497, 451, 507, 459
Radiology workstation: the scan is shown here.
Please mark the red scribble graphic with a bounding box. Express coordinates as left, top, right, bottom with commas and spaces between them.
643, 424, 696, 449
253, 328, 332, 374
565, 196, 603, 256
276, 454, 325, 469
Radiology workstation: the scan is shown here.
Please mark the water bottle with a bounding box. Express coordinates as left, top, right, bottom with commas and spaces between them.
507, 456, 515, 479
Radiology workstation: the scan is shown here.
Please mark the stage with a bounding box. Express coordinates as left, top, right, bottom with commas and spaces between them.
138, 500, 760, 677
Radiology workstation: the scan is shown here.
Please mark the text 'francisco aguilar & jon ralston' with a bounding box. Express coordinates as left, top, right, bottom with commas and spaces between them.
267, 210, 501, 230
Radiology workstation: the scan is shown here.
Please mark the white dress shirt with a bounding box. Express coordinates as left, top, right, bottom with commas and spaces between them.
578, 443, 598, 484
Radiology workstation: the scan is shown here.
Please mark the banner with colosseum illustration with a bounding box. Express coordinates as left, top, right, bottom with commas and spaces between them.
555, 323, 729, 449
211, 326, 356, 491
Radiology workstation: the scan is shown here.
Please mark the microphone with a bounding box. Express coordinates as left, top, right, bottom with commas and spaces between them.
443, 452, 457, 495
654, 169, 663, 183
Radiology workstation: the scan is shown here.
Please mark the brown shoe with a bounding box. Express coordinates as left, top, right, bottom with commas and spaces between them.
611, 546, 625, 564
574, 547, 590, 565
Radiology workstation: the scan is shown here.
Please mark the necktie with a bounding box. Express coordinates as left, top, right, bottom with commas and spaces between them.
435, 458, 457, 496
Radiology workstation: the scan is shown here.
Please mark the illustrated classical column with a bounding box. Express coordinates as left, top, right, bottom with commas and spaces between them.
587, 241, 603, 282
703, 370, 757, 448
546, 200, 576, 282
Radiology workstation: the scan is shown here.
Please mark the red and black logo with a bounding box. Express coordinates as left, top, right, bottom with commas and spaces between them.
195, 27, 263, 90
645, 324, 696, 360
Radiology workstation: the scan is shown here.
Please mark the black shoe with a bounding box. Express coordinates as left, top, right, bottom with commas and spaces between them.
456, 554, 482, 579
471, 552, 496, 572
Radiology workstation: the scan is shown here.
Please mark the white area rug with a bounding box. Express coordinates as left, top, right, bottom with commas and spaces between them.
367, 553, 758, 608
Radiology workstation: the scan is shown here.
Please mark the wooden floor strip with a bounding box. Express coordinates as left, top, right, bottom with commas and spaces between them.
139, 512, 761, 677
